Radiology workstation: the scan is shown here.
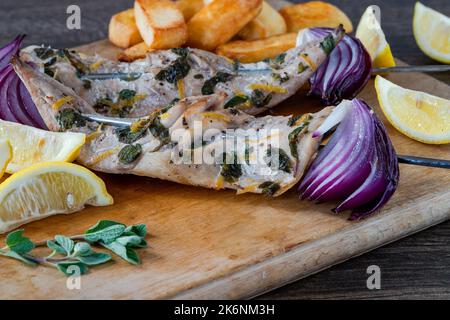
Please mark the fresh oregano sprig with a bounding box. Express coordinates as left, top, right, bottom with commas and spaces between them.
0, 220, 148, 276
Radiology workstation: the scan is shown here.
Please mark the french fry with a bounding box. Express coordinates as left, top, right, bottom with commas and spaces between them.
187, 0, 263, 51
215, 33, 297, 63
238, 1, 287, 40
108, 9, 143, 49
134, 0, 188, 49
118, 42, 153, 62
176, 0, 204, 21
279, 1, 353, 33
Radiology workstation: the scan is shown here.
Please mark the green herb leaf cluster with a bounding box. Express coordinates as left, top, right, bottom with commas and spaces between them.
0, 220, 148, 276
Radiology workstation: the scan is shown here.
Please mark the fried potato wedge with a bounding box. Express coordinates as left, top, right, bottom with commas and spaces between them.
176, 0, 204, 21
108, 9, 143, 49
215, 32, 297, 63
239, 1, 287, 40
279, 1, 353, 33
187, 0, 263, 51
134, 0, 188, 49
118, 42, 153, 62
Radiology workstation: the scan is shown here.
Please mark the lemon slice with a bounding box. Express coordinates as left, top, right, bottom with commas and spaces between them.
0, 140, 12, 179
413, 2, 450, 64
356, 5, 396, 68
375, 75, 450, 144
0, 120, 86, 174
0, 161, 113, 234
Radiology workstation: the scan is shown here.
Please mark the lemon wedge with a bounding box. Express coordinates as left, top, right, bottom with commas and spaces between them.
0, 161, 113, 234
0, 120, 85, 174
413, 2, 450, 64
375, 75, 450, 144
0, 140, 12, 179
356, 5, 396, 68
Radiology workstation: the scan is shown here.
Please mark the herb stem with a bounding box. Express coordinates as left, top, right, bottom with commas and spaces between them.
35, 235, 85, 247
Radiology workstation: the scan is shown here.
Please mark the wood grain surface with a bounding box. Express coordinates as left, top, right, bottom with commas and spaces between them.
0, 0, 449, 300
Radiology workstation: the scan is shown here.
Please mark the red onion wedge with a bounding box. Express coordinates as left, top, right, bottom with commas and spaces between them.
299, 99, 399, 220
0, 36, 46, 129
297, 28, 372, 105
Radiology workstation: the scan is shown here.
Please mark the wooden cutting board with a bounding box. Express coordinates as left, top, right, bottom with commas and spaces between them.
1, 21, 449, 300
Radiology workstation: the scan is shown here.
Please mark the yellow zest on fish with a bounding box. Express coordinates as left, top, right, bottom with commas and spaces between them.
236, 184, 259, 195
300, 53, 317, 71
130, 117, 149, 133
86, 124, 103, 143
292, 113, 312, 127
214, 175, 225, 190
177, 79, 185, 99
248, 84, 288, 94
52, 96, 74, 111
201, 112, 231, 122
89, 148, 120, 166
89, 60, 105, 72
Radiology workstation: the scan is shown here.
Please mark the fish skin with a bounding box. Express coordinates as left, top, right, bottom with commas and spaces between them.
12, 56, 332, 196
21, 26, 345, 118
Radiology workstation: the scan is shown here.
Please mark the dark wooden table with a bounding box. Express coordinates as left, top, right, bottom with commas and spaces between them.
0, 0, 449, 300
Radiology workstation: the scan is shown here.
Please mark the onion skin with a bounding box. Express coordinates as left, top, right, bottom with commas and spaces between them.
299, 99, 399, 220
298, 28, 372, 105
0, 35, 47, 129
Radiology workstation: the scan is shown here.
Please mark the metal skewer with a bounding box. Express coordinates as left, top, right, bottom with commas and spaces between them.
372, 65, 450, 74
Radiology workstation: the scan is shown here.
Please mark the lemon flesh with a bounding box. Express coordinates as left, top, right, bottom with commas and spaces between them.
375, 76, 450, 144
0, 162, 113, 234
356, 5, 396, 68
0, 140, 12, 179
0, 120, 85, 173
413, 2, 450, 64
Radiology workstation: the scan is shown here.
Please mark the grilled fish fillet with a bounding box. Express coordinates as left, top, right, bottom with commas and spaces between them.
13, 56, 332, 197
20, 26, 344, 118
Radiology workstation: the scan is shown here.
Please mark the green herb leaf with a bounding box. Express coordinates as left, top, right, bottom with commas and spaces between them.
73, 242, 93, 257
34, 47, 56, 60
118, 89, 136, 101
3, 251, 37, 266
102, 241, 140, 265
258, 182, 281, 196
115, 126, 148, 144
118, 144, 142, 164
155, 57, 191, 84
47, 240, 67, 255
6, 230, 35, 254
224, 95, 249, 109
171, 48, 189, 59
54, 235, 75, 255
116, 236, 143, 247
250, 90, 272, 108
85, 220, 126, 244
56, 261, 89, 276
320, 34, 336, 55
77, 252, 112, 266
201, 72, 234, 95
125, 224, 147, 238
265, 148, 292, 173
56, 109, 86, 130
298, 62, 308, 74
220, 152, 242, 183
